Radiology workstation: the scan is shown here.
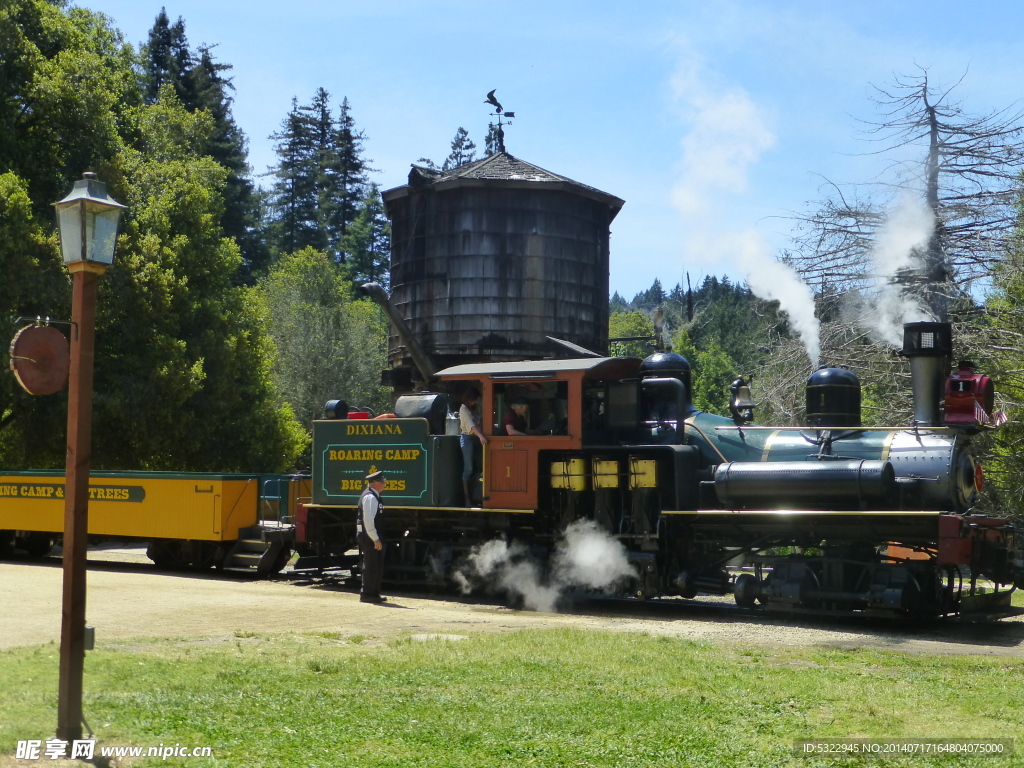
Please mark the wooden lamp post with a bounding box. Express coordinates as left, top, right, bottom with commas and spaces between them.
53, 172, 126, 742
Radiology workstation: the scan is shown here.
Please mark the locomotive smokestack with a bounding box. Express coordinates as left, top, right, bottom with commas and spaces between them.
900, 322, 952, 427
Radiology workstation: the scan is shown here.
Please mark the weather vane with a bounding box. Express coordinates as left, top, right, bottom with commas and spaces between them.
484, 89, 515, 153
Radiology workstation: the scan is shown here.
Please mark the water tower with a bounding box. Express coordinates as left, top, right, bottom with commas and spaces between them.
379, 146, 624, 387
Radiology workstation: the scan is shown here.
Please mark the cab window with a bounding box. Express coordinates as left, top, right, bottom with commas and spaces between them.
492, 381, 568, 436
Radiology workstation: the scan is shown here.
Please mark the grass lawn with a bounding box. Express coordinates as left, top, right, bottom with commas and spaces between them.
2, 629, 1022, 767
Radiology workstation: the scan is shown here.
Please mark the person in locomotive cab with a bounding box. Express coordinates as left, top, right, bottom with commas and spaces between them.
501, 397, 533, 435
357, 469, 387, 604
459, 388, 488, 506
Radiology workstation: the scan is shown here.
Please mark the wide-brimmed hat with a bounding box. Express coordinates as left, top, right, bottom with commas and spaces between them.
510, 397, 529, 407
366, 469, 386, 482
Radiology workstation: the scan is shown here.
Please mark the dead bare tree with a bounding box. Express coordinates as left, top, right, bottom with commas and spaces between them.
749, 72, 1024, 444
791, 69, 1024, 320
772, 70, 1024, 508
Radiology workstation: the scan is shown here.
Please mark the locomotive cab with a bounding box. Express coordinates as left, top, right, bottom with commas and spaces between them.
435, 356, 644, 512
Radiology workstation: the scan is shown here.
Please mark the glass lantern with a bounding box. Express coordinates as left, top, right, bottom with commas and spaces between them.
53, 173, 127, 267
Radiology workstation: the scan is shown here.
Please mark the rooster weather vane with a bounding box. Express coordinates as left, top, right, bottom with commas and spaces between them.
484, 89, 515, 153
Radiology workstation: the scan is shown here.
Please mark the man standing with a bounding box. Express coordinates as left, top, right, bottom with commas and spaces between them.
357, 469, 387, 604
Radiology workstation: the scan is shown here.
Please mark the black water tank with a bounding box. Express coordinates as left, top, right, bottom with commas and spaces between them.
394, 393, 450, 435
381, 153, 624, 371
806, 366, 861, 427
324, 399, 349, 419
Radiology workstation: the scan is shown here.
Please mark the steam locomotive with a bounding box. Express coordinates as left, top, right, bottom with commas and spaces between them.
297, 321, 1024, 620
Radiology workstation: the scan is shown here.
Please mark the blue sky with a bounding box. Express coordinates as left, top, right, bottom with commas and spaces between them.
79, 0, 1024, 299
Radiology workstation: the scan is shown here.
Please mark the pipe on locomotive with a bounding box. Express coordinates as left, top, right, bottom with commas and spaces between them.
360, 282, 437, 385
900, 322, 953, 427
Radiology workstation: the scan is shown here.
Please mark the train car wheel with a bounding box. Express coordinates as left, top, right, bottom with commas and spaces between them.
187, 541, 220, 570
147, 540, 181, 569
22, 533, 54, 558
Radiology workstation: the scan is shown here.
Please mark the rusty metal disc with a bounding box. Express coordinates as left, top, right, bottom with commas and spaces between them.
9, 325, 70, 395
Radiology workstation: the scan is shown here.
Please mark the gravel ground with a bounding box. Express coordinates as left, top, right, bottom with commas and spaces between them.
2, 546, 1023, 657
3, 547, 1023, 767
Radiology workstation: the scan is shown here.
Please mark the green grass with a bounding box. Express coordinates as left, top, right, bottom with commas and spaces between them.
2, 630, 1022, 767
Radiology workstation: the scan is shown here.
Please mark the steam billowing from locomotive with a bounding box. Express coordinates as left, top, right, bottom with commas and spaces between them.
453, 521, 637, 612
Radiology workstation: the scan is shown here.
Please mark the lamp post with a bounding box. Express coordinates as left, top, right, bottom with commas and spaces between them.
53, 172, 126, 742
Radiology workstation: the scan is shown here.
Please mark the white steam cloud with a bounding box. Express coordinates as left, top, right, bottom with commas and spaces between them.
854, 194, 936, 346
453, 520, 637, 612
670, 50, 820, 367
735, 231, 821, 368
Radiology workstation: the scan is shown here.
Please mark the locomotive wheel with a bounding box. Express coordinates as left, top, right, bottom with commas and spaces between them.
940, 565, 963, 611
733, 573, 760, 608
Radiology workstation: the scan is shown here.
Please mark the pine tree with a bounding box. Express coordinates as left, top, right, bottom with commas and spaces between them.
266, 92, 371, 262
632, 278, 666, 310
141, 12, 264, 278
140, 8, 191, 105
186, 45, 266, 277
268, 96, 319, 256
442, 127, 476, 171
306, 87, 338, 255
333, 97, 371, 245
609, 291, 630, 313
341, 183, 391, 288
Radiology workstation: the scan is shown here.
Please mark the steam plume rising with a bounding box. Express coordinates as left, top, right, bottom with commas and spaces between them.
453, 520, 637, 612
854, 194, 936, 346
671, 51, 820, 367
735, 231, 821, 367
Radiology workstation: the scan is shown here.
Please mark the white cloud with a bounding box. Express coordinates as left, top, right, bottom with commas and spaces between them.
669, 50, 776, 219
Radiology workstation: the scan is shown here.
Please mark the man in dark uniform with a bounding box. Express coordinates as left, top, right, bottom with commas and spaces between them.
357, 469, 387, 603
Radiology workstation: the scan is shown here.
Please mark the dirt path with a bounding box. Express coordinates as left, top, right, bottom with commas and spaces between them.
3, 548, 1024, 657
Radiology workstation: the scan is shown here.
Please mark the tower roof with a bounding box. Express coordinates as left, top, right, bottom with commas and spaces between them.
382, 152, 624, 218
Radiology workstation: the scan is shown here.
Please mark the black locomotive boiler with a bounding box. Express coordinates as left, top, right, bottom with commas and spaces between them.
297, 320, 1024, 620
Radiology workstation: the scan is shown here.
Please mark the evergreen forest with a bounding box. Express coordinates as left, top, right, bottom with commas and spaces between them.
1, 2, 1023, 513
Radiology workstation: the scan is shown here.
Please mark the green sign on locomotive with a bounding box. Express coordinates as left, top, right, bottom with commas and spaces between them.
314, 418, 430, 503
